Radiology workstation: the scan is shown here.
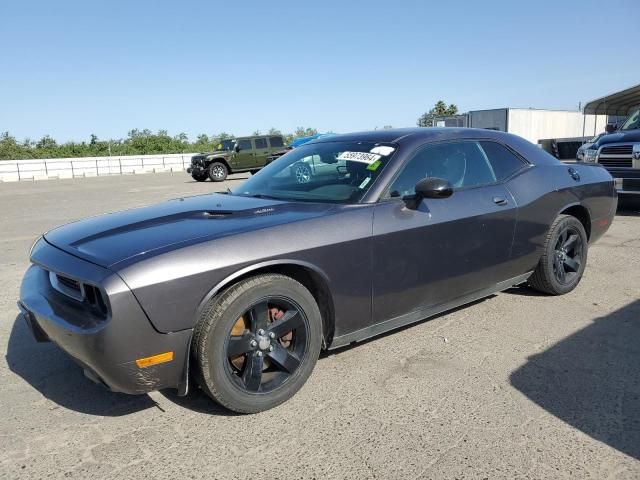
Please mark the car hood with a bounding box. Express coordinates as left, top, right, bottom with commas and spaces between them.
44, 193, 337, 268
595, 129, 640, 146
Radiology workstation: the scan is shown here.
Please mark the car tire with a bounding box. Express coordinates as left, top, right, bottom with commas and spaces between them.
292, 163, 312, 184
192, 274, 323, 414
528, 214, 588, 295
191, 172, 208, 182
250, 169, 260, 175
208, 162, 228, 182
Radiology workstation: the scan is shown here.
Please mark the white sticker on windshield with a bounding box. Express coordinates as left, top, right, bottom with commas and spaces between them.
358, 177, 371, 189
370, 146, 395, 156
337, 151, 381, 164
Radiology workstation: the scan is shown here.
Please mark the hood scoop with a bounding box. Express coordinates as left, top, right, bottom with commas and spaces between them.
203, 210, 233, 218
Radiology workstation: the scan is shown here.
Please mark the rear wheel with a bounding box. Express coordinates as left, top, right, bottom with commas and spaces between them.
191, 171, 208, 182
192, 274, 322, 413
208, 162, 228, 182
529, 215, 588, 295
292, 163, 312, 183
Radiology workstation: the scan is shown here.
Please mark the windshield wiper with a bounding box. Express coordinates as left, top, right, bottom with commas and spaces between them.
247, 193, 284, 201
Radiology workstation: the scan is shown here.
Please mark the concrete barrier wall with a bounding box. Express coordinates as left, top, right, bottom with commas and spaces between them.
0, 153, 197, 182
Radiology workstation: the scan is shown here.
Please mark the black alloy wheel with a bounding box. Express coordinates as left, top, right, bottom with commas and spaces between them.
529, 214, 588, 295
552, 226, 583, 285
225, 297, 308, 394
192, 274, 322, 413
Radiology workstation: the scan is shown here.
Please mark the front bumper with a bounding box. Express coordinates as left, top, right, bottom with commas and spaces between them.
605, 168, 640, 197
18, 239, 192, 395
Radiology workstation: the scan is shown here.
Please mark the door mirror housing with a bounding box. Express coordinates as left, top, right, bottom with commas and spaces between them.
415, 177, 453, 199
234, 145, 241, 153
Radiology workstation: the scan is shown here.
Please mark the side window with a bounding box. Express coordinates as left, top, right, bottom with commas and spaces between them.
254, 138, 267, 149
388, 141, 497, 197
269, 136, 284, 148
479, 141, 526, 180
237, 139, 252, 151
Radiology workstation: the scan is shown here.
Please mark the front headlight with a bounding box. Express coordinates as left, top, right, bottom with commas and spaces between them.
583, 149, 598, 163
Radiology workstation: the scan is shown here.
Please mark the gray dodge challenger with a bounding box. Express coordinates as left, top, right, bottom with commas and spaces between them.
18, 128, 617, 413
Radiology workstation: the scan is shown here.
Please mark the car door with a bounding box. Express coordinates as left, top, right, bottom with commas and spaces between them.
233, 138, 254, 170
252, 137, 270, 167
371, 140, 518, 324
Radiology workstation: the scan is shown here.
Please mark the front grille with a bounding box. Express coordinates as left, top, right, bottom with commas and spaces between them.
50, 272, 83, 300
48, 271, 108, 317
623, 179, 640, 192
57, 274, 81, 292
600, 145, 633, 155
599, 158, 633, 168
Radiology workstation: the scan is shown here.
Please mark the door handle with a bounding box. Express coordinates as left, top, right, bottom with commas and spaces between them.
493, 196, 508, 206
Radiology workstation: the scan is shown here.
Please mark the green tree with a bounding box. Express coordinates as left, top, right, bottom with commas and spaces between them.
417, 100, 459, 127
0, 127, 325, 160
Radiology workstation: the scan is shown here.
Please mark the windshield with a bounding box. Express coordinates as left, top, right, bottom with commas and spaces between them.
215, 139, 236, 151
620, 109, 640, 131
231, 140, 397, 203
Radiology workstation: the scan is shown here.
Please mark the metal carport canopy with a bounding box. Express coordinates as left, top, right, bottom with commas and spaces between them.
583, 83, 640, 116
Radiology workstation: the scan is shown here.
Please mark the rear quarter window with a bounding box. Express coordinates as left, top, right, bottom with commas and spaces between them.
479, 141, 527, 180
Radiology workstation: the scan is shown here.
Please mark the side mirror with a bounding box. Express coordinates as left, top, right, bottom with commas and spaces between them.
415, 177, 453, 199
605, 124, 616, 134
234, 145, 241, 153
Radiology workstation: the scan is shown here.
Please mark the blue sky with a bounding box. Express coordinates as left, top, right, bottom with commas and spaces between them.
1, 0, 638, 142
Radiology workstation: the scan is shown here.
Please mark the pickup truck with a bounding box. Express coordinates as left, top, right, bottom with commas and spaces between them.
187, 135, 285, 182
580, 108, 640, 198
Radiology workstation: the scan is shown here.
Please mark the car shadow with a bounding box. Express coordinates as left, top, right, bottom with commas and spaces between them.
6, 315, 157, 416
510, 299, 640, 460
159, 387, 240, 416
503, 284, 547, 297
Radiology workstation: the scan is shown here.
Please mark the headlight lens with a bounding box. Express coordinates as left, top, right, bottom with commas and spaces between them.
583, 149, 598, 163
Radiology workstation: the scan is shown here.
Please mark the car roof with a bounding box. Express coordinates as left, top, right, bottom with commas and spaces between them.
310, 127, 519, 145
308, 127, 559, 166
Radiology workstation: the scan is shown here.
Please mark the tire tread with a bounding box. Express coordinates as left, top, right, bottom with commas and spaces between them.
192, 274, 320, 413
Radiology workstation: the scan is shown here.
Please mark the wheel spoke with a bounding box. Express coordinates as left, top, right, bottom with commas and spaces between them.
248, 301, 269, 333
553, 257, 561, 275
242, 351, 263, 392
267, 309, 303, 338
267, 343, 301, 373
563, 256, 580, 273
563, 234, 578, 251
557, 261, 566, 281
227, 334, 254, 357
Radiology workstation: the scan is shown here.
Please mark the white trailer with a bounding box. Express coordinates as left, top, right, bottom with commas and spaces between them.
465, 108, 608, 145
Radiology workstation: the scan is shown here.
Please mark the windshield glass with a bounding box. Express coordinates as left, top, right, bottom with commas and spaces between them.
231, 140, 397, 203
215, 139, 236, 151
620, 109, 640, 131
